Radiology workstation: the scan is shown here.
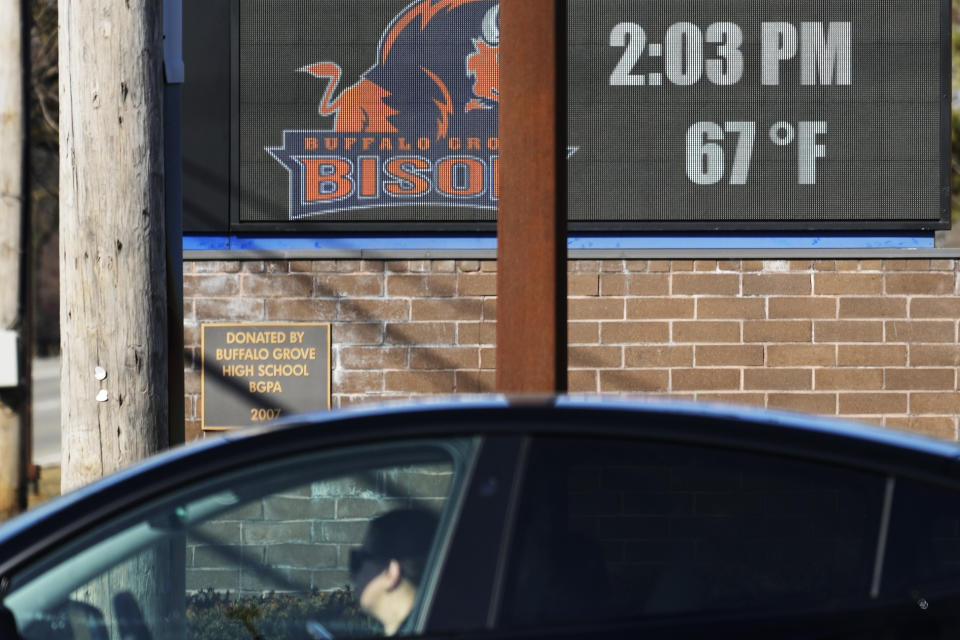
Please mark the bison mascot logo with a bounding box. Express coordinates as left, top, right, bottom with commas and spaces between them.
267, 0, 500, 219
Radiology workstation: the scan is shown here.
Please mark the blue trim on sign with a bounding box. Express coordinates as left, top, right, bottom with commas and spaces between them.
184, 234, 935, 252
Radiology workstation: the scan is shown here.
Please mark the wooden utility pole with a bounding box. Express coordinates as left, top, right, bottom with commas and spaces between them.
59, 0, 168, 492
496, 0, 568, 392
0, 0, 30, 520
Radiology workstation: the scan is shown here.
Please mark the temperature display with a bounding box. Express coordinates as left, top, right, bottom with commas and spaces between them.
567, 0, 948, 230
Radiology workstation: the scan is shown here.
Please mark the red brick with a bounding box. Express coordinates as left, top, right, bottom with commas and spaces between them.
385, 322, 455, 345
743, 321, 811, 343
340, 347, 407, 370
673, 273, 739, 295
184, 274, 240, 297
910, 298, 960, 318
885, 321, 955, 343
884, 369, 955, 390
767, 393, 836, 414
815, 369, 884, 390
455, 370, 495, 393
266, 299, 338, 321
626, 298, 695, 319
570, 346, 622, 368
458, 273, 496, 296
839, 298, 906, 318
196, 298, 264, 321
886, 273, 954, 295
242, 274, 313, 297
599, 369, 670, 392
625, 346, 693, 367
569, 370, 598, 392
602, 322, 670, 343
909, 392, 960, 414
910, 345, 960, 366
385, 371, 455, 393
673, 321, 740, 343
335, 370, 383, 394
333, 323, 383, 345
696, 298, 764, 319
837, 345, 906, 367
814, 273, 883, 295
768, 345, 835, 366
768, 297, 836, 319
884, 417, 956, 440
814, 321, 883, 343
742, 274, 811, 296
339, 299, 409, 322
672, 368, 740, 391
411, 299, 482, 321
410, 347, 479, 369
696, 345, 764, 366
838, 393, 907, 414
568, 274, 599, 296
568, 322, 599, 343
744, 368, 812, 391
569, 298, 623, 320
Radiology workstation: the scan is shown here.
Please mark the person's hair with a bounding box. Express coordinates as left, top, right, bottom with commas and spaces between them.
362, 508, 439, 586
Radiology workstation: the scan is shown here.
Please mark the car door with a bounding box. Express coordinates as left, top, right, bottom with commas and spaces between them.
477, 427, 960, 639
1, 436, 478, 640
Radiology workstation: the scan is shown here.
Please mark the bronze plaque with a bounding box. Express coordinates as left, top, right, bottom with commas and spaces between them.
201, 323, 331, 430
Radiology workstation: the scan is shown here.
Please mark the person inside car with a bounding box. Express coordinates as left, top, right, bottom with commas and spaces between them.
349, 508, 439, 636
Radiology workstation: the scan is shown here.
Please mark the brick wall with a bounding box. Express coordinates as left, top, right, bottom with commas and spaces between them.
186, 463, 453, 594
184, 258, 960, 442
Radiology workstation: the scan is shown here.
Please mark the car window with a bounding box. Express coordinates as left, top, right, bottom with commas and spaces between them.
882, 477, 960, 605
498, 436, 888, 628
3, 438, 473, 640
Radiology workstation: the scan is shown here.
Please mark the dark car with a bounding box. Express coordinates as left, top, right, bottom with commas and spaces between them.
2, 397, 960, 640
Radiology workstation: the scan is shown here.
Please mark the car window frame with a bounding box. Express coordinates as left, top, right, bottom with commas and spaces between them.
4, 436, 479, 639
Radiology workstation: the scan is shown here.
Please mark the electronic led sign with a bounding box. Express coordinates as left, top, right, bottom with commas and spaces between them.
183, 0, 949, 233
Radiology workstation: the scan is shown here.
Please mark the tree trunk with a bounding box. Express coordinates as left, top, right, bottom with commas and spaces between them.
0, 0, 28, 521
59, 0, 168, 493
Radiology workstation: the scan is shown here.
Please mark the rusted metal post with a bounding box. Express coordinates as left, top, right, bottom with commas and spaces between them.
496, 0, 567, 393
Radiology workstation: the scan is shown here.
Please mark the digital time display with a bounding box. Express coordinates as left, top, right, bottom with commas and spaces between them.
568, 0, 948, 229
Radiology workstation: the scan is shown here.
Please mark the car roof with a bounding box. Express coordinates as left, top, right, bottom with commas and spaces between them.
2, 396, 960, 576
